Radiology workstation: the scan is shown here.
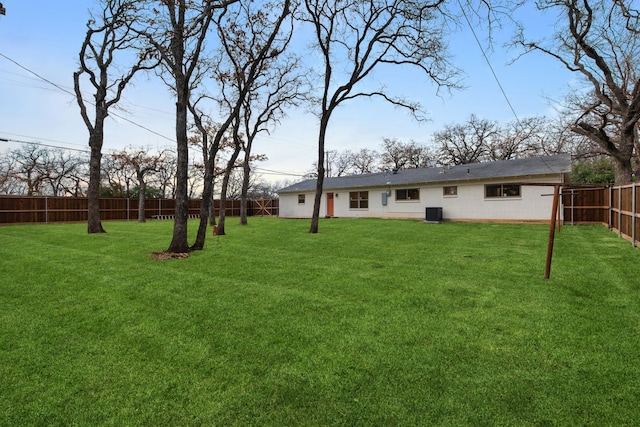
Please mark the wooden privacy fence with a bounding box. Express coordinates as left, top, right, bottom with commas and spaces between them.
0, 196, 278, 224
563, 184, 640, 247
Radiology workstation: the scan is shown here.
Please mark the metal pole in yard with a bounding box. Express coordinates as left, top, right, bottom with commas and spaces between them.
544, 185, 560, 280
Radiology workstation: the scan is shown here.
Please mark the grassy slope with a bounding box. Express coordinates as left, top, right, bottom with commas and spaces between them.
0, 218, 638, 426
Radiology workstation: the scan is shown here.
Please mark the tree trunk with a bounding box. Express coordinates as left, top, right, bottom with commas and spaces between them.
612, 132, 634, 184
613, 160, 633, 184
87, 121, 106, 234
239, 161, 250, 225
138, 176, 146, 223
310, 116, 329, 234
167, 86, 191, 253
217, 145, 242, 236
218, 197, 228, 236
190, 160, 214, 251
613, 125, 637, 184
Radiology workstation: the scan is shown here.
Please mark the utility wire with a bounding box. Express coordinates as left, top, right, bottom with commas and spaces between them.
0, 136, 307, 178
0, 53, 308, 180
457, 0, 520, 124
253, 166, 306, 177
0, 52, 175, 143
0, 136, 90, 153
456, 3, 560, 173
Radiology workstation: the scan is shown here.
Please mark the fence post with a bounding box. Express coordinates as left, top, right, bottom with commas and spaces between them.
609, 186, 613, 230
633, 183, 637, 248
618, 186, 622, 237
45, 196, 49, 224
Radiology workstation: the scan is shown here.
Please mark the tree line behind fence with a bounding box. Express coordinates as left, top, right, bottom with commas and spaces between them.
0, 196, 278, 224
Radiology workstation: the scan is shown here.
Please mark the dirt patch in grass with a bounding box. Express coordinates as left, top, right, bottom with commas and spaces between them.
148, 251, 190, 261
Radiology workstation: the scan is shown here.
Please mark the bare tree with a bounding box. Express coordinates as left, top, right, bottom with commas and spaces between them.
484, 116, 545, 161
380, 138, 409, 171
303, 0, 460, 233
217, 128, 244, 235
331, 150, 356, 177
350, 148, 379, 174
0, 153, 18, 194
379, 138, 435, 171
237, 51, 305, 225
39, 148, 87, 196
7, 143, 47, 195
190, 0, 295, 243
1, 144, 88, 196
434, 115, 498, 165
134, 0, 235, 253
404, 141, 437, 169
513, 0, 640, 183
102, 153, 134, 197
111, 147, 166, 222
74, 0, 156, 234
154, 151, 177, 198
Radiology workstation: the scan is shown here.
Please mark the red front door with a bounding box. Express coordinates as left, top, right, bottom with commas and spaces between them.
327, 193, 334, 217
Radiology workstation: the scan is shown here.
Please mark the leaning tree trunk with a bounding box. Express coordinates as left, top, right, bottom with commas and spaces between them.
191, 161, 215, 251
87, 121, 106, 234
217, 146, 242, 236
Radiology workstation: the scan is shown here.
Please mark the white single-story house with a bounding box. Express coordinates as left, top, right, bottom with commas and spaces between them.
277, 154, 572, 222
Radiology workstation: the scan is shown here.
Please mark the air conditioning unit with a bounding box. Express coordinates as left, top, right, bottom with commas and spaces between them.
425, 207, 443, 223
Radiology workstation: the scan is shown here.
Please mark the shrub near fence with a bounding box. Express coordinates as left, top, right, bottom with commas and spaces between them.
0, 196, 278, 224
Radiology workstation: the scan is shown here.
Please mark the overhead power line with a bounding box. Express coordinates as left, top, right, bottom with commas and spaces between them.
0, 52, 175, 143
0, 53, 309, 180
253, 167, 306, 177
0, 136, 307, 179
457, 0, 520, 124
0, 136, 90, 153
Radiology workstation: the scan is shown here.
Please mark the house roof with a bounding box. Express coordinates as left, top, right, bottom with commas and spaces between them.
278, 154, 572, 193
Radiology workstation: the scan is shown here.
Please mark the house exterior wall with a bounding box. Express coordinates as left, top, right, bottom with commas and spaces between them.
279, 174, 565, 222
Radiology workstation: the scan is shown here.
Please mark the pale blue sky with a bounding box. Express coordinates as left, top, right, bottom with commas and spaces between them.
0, 1, 576, 182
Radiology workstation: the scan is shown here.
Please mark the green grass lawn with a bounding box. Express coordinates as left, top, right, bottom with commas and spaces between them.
1, 218, 639, 426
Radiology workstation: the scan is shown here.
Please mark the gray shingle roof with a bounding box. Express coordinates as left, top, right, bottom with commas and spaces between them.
278, 154, 572, 193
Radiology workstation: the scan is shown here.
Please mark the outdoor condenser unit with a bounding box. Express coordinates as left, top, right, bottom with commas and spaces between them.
425, 207, 443, 223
